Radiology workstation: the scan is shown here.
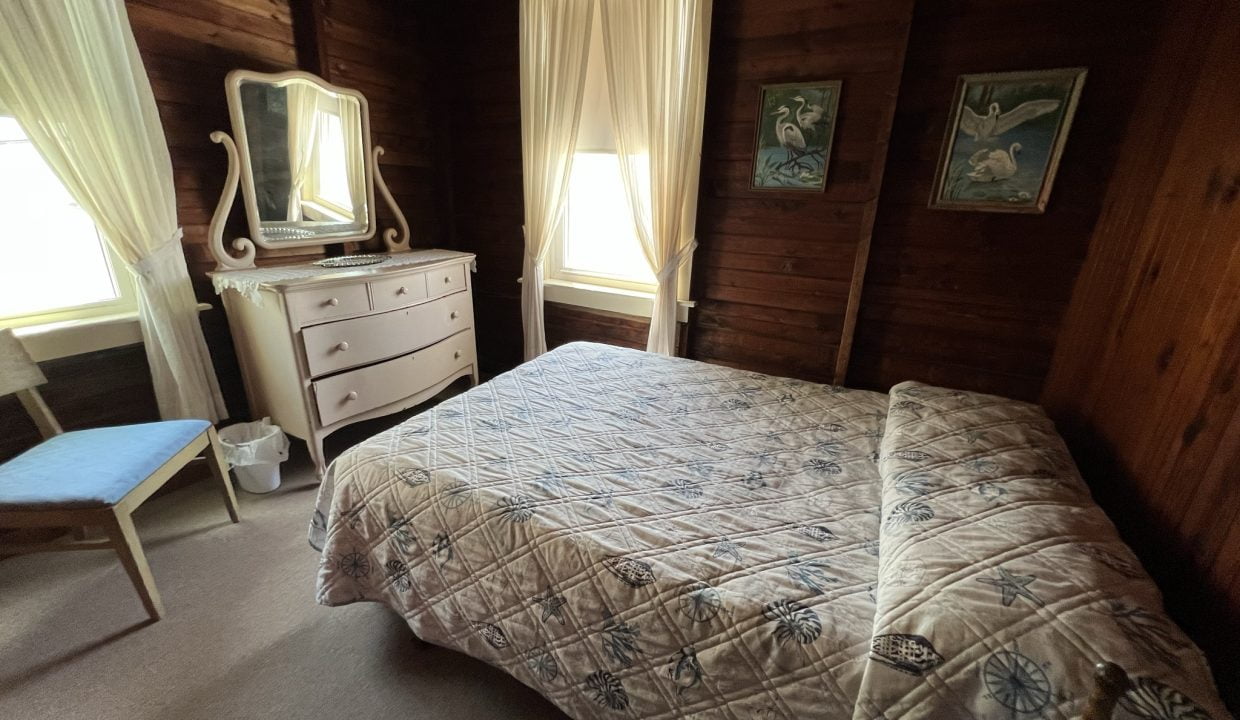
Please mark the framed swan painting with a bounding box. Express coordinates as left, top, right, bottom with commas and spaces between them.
930, 68, 1086, 213
750, 80, 841, 191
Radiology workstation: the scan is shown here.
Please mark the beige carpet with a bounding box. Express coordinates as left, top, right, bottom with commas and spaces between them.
0, 411, 567, 720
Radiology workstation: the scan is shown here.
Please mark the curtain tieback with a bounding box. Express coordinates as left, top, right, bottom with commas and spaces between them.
133, 228, 185, 279
522, 225, 549, 266
656, 239, 699, 283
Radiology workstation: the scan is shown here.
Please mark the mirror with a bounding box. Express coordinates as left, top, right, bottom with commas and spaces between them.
239, 79, 369, 241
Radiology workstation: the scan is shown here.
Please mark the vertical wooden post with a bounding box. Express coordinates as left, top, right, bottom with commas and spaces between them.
290, 0, 330, 80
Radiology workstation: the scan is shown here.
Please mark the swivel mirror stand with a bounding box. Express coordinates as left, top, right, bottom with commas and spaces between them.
206, 70, 410, 271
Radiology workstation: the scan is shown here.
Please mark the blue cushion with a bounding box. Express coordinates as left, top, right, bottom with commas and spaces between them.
0, 420, 210, 510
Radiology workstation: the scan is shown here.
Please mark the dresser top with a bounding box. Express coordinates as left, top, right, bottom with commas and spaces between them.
209, 249, 475, 300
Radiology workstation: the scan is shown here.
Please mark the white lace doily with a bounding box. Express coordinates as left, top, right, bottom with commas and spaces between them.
211, 249, 476, 304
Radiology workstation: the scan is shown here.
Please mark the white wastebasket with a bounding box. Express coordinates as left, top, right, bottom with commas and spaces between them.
218, 418, 290, 494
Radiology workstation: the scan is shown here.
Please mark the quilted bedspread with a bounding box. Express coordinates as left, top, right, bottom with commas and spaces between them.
310, 342, 1230, 720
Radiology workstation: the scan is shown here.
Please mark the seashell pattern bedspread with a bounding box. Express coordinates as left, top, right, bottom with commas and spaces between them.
310, 342, 1231, 719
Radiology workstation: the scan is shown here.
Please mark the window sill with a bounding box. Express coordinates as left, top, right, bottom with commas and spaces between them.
522, 277, 694, 323
13, 302, 212, 362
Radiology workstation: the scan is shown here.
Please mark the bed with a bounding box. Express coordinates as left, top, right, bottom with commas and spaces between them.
310, 342, 1231, 719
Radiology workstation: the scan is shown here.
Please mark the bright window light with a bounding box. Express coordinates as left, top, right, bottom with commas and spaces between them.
562, 152, 655, 286
314, 111, 352, 214
0, 117, 122, 320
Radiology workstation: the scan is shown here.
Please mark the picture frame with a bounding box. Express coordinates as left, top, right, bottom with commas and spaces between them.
929, 67, 1087, 213
749, 80, 842, 192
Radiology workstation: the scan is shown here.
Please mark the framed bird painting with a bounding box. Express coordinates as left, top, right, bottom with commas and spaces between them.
930, 68, 1087, 213
750, 80, 841, 191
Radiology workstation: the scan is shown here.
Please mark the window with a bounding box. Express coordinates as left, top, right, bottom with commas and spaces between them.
308, 108, 353, 220
0, 116, 135, 326
546, 10, 656, 293
554, 152, 655, 289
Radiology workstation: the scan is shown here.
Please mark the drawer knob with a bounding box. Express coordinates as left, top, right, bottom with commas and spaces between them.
336, 342, 350, 352
450, 311, 459, 320
397, 286, 408, 295
443, 276, 451, 284
346, 391, 358, 401
454, 350, 461, 359
325, 297, 340, 307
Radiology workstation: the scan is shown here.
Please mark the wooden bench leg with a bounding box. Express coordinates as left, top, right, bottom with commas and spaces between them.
205, 427, 241, 524
104, 509, 164, 621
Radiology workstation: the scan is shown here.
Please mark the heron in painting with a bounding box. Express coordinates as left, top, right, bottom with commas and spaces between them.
770, 105, 808, 167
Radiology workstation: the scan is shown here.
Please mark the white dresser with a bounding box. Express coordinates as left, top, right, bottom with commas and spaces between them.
211, 249, 478, 476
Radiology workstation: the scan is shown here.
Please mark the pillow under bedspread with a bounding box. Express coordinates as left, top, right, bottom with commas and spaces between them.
855, 381, 1230, 720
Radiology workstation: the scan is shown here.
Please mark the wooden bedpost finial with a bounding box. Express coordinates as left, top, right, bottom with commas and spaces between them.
1082, 661, 1131, 720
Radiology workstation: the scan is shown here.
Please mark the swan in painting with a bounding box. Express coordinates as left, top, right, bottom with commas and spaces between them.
771, 106, 807, 162
793, 95, 825, 132
959, 99, 1060, 141
967, 143, 1021, 182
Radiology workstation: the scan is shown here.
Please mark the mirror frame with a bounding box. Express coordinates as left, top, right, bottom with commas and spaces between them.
224, 69, 378, 249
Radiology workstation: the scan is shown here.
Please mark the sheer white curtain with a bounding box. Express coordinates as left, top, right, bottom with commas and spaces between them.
519, 0, 594, 360
0, 0, 227, 421
285, 83, 321, 222
339, 97, 367, 224
600, 0, 712, 355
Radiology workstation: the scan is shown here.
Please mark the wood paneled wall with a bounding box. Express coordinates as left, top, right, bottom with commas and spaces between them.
0, 346, 159, 462
1042, 0, 1240, 703
448, 0, 919, 380
687, 0, 913, 383
445, 0, 526, 374
5, 0, 451, 462
313, 0, 453, 252
845, 0, 1165, 400
4, 0, 1236, 700
4, 0, 306, 455
446, 0, 1166, 399
129, 0, 304, 282
132, 0, 450, 282
545, 303, 648, 354
128, 0, 303, 420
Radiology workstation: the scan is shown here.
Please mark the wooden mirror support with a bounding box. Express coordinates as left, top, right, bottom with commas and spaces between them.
1081, 661, 1131, 720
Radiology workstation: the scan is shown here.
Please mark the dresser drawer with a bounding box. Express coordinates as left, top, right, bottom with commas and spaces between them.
427, 263, 467, 298
370, 272, 428, 313
313, 330, 476, 427
301, 291, 473, 377
287, 284, 370, 326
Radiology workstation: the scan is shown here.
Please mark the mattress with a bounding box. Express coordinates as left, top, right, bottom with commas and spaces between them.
310, 342, 1230, 719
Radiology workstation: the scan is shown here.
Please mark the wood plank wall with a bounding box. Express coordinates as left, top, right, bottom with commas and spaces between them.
687, 0, 913, 383
449, 0, 918, 380
4, 0, 1237, 701
4, 0, 303, 458
0, 0, 307, 462
128, 0, 303, 422
129, 0, 304, 281
545, 303, 649, 354
1042, 0, 1240, 704
845, 0, 1165, 400
446, 0, 526, 374
0, 347, 159, 462
314, 0, 453, 252
3, 0, 450, 463
448, 0, 1164, 397
131, 0, 450, 279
